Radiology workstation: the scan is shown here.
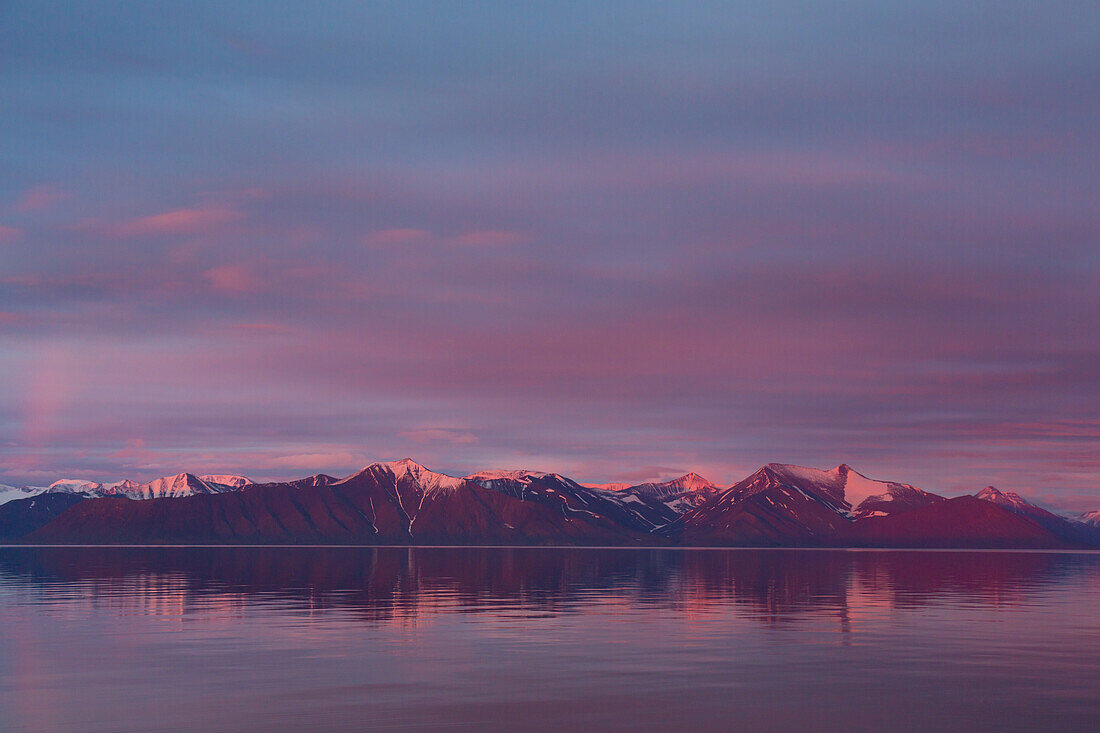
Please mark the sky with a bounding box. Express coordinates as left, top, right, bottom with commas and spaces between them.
1, 2, 1097, 507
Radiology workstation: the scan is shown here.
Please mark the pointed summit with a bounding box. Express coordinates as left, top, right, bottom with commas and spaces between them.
137, 473, 217, 499
78, 472, 245, 500
741, 463, 940, 517
975, 486, 1034, 512
349, 458, 465, 493
624, 472, 721, 505
666, 472, 717, 491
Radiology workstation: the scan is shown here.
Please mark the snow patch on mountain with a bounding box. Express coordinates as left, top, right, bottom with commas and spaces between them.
120, 473, 236, 499
1077, 510, 1100, 527
761, 463, 939, 517
379, 459, 465, 493
465, 469, 549, 483
48, 479, 104, 494
1, 473, 261, 504
0, 484, 49, 506
199, 475, 253, 489
843, 470, 897, 508
765, 464, 836, 486
975, 486, 1035, 511
667, 472, 718, 492
339, 459, 466, 495
625, 473, 719, 505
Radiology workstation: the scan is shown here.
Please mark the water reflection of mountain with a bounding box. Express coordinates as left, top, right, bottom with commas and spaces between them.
0, 548, 1094, 627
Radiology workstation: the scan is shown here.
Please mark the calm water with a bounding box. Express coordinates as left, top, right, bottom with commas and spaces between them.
1, 548, 1098, 732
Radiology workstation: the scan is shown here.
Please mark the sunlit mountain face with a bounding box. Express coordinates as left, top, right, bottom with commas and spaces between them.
2, 459, 1097, 548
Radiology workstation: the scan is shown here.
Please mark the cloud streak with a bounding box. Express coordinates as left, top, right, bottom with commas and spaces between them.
81, 204, 243, 239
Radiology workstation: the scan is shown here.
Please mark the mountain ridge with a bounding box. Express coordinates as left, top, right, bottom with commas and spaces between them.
2, 459, 1096, 548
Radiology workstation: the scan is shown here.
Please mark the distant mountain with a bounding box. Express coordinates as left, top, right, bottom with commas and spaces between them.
0, 479, 101, 506
663, 464, 1071, 547
465, 469, 677, 533
46, 478, 104, 494
662, 463, 946, 545
0, 483, 45, 506
0, 473, 255, 505
744, 464, 944, 518
0, 478, 104, 506
29, 460, 641, 546
103, 473, 244, 500
4, 459, 1094, 548
664, 465, 854, 546
628, 472, 718, 497
974, 487, 1096, 544
198, 474, 253, 489
284, 473, 339, 489
1077, 510, 1100, 527
620, 472, 721, 512
0, 493, 87, 541
849, 496, 1066, 548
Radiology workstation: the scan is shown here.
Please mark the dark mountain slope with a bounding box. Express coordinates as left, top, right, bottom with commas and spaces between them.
0, 493, 87, 542
27, 463, 639, 546
974, 487, 1095, 544
12, 460, 1092, 549
849, 496, 1068, 548
664, 467, 852, 546
465, 471, 675, 533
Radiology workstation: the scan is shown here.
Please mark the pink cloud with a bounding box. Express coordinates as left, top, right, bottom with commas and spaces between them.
203, 264, 263, 294
20, 342, 79, 448
364, 228, 430, 246
91, 204, 243, 238
398, 428, 479, 445
0, 224, 22, 242
15, 185, 68, 213
108, 438, 163, 468
267, 452, 368, 470
229, 322, 292, 334
363, 228, 525, 248
450, 230, 525, 247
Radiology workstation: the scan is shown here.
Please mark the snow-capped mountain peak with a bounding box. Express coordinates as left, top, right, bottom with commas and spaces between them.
666, 472, 718, 492
385, 459, 465, 492
975, 486, 1033, 511
346, 459, 466, 493
756, 463, 848, 506
123, 473, 230, 499
753, 463, 939, 517
199, 474, 253, 489
1077, 510, 1100, 527
0, 472, 250, 504
464, 469, 550, 487
0, 483, 48, 506
48, 478, 104, 494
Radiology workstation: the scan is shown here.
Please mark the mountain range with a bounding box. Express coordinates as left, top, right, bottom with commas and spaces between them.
1, 459, 1097, 547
